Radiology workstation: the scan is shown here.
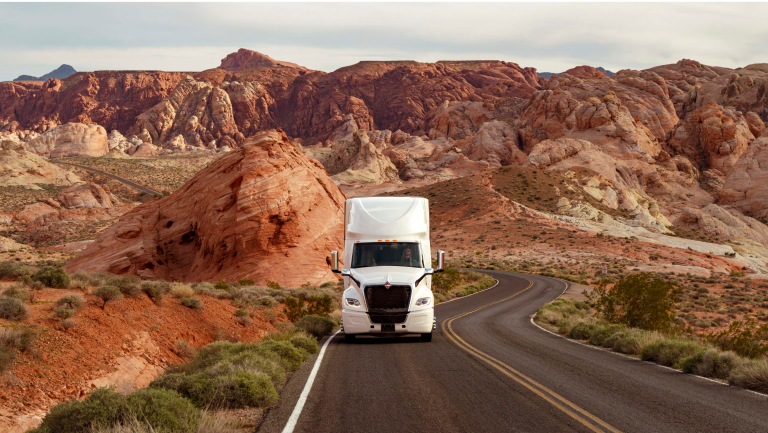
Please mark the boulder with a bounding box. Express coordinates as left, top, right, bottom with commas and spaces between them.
25, 123, 108, 158
58, 183, 117, 209
65, 130, 345, 286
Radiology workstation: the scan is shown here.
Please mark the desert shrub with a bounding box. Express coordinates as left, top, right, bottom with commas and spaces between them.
180, 297, 203, 309
432, 268, 461, 293
681, 348, 743, 379
151, 371, 277, 409
55, 295, 84, 310
588, 273, 681, 332
235, 309, 249, 318
284, 294, 333, 322
54, 295, 84, 318
728, 359, 768, 393
319, 281, 337, 289
191, 282, 215, 294
610, 329, 664, 355
142, 281, 170, 304
32, 266, 70, 289
258, 295, 279, 307
2, 286, 29, 302
31, 387, 129, 433
641, 338, 706, 367
0, 260, 34, 280
94, 286, 123, 310
125, 388, 201, 433
60, 318, 76, 331
237, 279, 255, 286
296, 315, 334, 338
266, 280, 281, 291
0, 297, 28, 321
588, 324, 626, 346
171, 283, 195, 298
214, 280, 231, 291
176, 340, 196, 359
707, 319, 768, 358
102, 275, 142, 298
289, 333, 319, 355
0, 326, 35, 353
567, 322, 600, 340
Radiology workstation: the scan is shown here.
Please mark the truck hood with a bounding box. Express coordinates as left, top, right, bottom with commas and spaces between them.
350, 266, 426, 286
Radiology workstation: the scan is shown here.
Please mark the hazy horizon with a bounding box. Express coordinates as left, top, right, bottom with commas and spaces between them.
2, 2, 767, 81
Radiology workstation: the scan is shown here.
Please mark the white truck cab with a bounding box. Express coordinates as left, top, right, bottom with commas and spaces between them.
331, 196, 444, 343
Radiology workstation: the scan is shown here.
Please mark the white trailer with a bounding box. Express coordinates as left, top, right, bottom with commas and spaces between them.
331, 196, 444, 342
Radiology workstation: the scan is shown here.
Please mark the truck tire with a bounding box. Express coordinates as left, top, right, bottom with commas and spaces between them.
344, 334, 356, 343
421, 332, 432, 342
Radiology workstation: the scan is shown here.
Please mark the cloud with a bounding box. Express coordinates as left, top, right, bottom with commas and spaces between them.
1, 3, 767, 81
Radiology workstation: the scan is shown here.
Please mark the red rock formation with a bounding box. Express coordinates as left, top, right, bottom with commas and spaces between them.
65, 130, 345, 286
219, 48, 309, 71
562, 66, 607, 79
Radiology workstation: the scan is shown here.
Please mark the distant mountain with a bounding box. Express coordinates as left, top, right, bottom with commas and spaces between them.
14, 64, 76, 81
537, 66, 614, 79
596, 67, 614, 77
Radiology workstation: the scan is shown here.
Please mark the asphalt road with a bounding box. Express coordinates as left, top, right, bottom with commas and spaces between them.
52, 161, 162, 196
259, 270, 768, 433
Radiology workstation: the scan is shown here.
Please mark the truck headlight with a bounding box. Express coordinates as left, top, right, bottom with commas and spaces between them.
345, 298, 361, 307
415, 297, 431, 306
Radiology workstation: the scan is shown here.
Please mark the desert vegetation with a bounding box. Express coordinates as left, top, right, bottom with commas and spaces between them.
535, 274, 768, 394
431, 268, 496, 302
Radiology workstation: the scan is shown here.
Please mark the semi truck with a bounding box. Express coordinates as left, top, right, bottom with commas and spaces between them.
331, 196, 444, 343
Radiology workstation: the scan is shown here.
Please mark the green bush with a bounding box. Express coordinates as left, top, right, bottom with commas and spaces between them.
180, 297, 203, 309
31, 387, 129, 433
258, 340, 309, 371
432, 268, 461, 293
32, 267, 70, 289
588, 273, 681, 332
141, 281, 169, 304
641, 339, 706, 367
296, 315, 334, 338
55, 295, 84, 310
284, 294, 333, 322
0, 297, 28, 321
588, 324, 626, 346
681, 348, 743, 379
94, 286, 123, 310
55, 308, 74, 319
152, 371, 277, 409
237, 279, 255, 286
610, 329, 663, 355
125, 388, 200, 432
2, 286, 29, 302
728, 359, 768, 393
105, 275, 143, 298
567, 322, 600, 340
0, 261, 34, 280
707, 319, 768, 358
214, 280, 231, 291
289, 334, 319, 355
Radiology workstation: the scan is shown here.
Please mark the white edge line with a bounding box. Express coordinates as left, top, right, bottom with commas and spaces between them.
530, 278, 768, 399
281, 330, 341, 433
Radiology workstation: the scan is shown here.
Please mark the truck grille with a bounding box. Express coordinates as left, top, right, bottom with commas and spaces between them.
368, 313, 409, 324
364, 285, 411, 311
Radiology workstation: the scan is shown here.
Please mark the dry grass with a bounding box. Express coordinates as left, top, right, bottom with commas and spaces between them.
170, 283, 195, 298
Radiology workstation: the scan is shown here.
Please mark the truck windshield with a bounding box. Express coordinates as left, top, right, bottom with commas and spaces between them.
351, 242, 422, 268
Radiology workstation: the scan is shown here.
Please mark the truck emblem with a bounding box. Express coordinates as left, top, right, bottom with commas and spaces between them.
385, 274, 391, 289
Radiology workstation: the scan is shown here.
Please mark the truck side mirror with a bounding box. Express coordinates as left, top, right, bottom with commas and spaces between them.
436, 250, 445, 272
331, 251, 340, 273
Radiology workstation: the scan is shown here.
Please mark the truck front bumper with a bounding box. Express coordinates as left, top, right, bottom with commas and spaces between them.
342, 308, 435, 335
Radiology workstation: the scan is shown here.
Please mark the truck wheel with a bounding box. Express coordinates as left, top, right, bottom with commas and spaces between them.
421, 332, 432, 342
344, 334, 356, 343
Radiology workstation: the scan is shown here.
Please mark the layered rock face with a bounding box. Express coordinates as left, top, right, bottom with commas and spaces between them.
65, 130, 345, 286
25, 123, 109, 158
0, 50, 544, 150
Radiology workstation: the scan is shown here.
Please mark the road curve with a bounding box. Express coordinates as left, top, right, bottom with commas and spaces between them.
259, 270, 768, 433
52, 161, 162, 196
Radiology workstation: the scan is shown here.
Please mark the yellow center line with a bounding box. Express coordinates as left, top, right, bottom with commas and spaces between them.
442, 277, 623, 433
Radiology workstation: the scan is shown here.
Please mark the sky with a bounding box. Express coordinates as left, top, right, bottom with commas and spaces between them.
2, 2, 768, 81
